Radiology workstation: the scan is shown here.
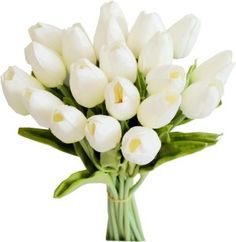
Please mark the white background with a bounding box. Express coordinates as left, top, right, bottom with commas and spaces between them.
0, 0, 236, 241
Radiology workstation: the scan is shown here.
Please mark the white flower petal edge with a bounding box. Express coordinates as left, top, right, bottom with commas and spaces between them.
25, 42, 66, 88
181, 80, 223, 119
99, 41, 137, 82
85, 115, 122, 152
137, 92, 181, 128
127, 11, 165, 58
138, 31, 173, 75
168, 14, 200, 58
121, 126, 161, 165
69, 58, 108, 108
24, 89, 63, 128
105, 77, 140, 120
28, 22, 63, 54
62, 23, 96, 69
1, 66, 44, 115
146, 65, 186, 95
192, 50, 234, 84
50, 105, 86, 144
94, 1, 128, 56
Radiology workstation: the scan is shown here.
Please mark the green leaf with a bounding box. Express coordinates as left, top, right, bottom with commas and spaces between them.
54, 170, 114, 198
141, 131, 221, 172
18, 127, 76, 156
185, 60, 197, 87
100, 145, 121, 171
135, 70, 148, 101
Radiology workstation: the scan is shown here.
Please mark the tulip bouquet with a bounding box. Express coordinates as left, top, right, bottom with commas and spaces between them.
1, 1, 234, 241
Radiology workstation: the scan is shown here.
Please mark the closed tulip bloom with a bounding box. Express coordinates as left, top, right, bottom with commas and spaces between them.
146, 65, 186, 95
62, 24, 96, 69
28, 22, 62, 54
121, 126, 161, 165
137, 92, 181, 128
24, 89, 63, 128
138, 32, 173, 75
85, 115, 122, 152
69, 59, 108, 108
181, 80, 223, 119
105, 77, 140, 120
1, 66, 44, 115
50, 105, 86, 143
127, 11, 165, 58
168, 14, 200, 59
94, 1, 128, 56
25, 42, 66, 88
100, 41, 137, 82
191, 50, 234, 84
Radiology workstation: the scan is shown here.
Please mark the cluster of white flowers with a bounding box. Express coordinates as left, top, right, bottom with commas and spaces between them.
1, 1, 234, 166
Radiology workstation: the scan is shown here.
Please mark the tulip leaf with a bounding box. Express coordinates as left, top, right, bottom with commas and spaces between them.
141, 131, 221, 172
18, 127, 76, 156
185, 60, 197, 87
54, 170, 114, 198
135, 70, 148, 101
100, 145, 121, 172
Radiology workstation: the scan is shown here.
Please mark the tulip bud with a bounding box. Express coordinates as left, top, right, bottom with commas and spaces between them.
69, 59, 108, 108
85, 115, 122, 152
192, 50, 234, 84
28, 22, 62, 54
24, 89, 63, 128
1, 66, 44, 115
127, 11, 165, 58
181, 80, 223, 119
168, 14, 200, 59
105, 77, 140, 120
137, 92, 181, 128
138, 32, 173, 75
94, 1, 128, 56
62, 24, 96, 69
100, 41, 137, 82
50, 105, 86, 143
146, 65, 186, 95
25, 42, 66, 88
121, 126, 161, 165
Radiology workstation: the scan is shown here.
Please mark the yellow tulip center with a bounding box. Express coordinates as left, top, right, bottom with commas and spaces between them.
114, 82, 123, 103
169, 70, 181, 79
166, 94, 179, 104
53, 112, 64, 122
87, 122, 96, 136
129, 138, 141, 152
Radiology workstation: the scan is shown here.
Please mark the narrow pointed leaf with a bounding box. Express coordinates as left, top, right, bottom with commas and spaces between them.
18, 127, 76, 156
54, 170, 113, 198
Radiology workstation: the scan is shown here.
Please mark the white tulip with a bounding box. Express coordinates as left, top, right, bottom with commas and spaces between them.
127, 11, 165, 58
85, 115, 122, 152
62, 23, 96, 69
99, 41, 137, 82
1, 66, 44, 115
138, 32, 173, 75
69, 59, 108, 108
28, 22, 62, 54
24, 89, 63, 127
25, 42, 66, 88
121, 126, 161, 165
105, 77, 140, 120
137, 92, 181, 128
50, 105, 86, 143
181, 80, 223, 119
192, 50, 234, 84
94, 1, 128, 56
168, 14, 200, 59
146, 65, 186, 95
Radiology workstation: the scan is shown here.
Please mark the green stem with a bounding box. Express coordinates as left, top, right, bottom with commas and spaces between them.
106, 176, 145, 241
